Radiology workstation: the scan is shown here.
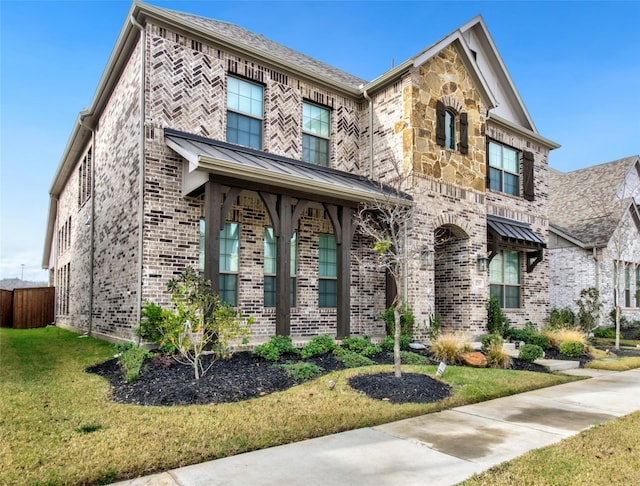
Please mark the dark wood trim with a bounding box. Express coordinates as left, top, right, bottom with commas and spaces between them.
204, 177, 222, 293
275, 194, 292, 336
336, 206, 353, 338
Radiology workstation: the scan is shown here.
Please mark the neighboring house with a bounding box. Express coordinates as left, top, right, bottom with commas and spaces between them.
549, 156, 640, 325
43, 1, 559, 344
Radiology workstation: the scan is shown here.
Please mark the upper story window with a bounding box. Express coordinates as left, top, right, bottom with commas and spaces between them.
78, 147, 92, 208
487, 140, 536, 200
436, 101, 468, 154
488, 141, 519, 196
226, 77, 263, 149
302, 102, 330, 166
490, 250, 521, 308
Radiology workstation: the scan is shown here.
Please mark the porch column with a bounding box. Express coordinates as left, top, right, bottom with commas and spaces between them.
276, 195, 292, 336
204, 178, 222, 293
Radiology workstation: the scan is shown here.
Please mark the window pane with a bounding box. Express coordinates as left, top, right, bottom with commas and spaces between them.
290, 233, 297, 274
227, 112, 262, 149
227, 77, 262, 117
503, 147, 518, 173
303, 103, 330, 137
490, 284, 504, 307
489, 252, 503, 284
199, 219, 205, 273
489, 142, 502, 168
319, 279, 337, 308
504, 285, 520, 308
319, 235, 337, 277
220, 223, 239, 272
290, 276, 296, 307
504, 251, 520, 284
504, 173, 519, 196
264, 228, 276, 274
489, 167, 503, 192
445, 110, 455, 149
264, 275, 275, 307
219, 274, 237, 306
303, 134, 329, 166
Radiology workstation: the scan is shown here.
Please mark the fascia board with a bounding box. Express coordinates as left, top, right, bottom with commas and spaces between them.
42, 197, 58, 269
461, 16, 538, 133
489, 113, 561, 150
549, 224, 590, 249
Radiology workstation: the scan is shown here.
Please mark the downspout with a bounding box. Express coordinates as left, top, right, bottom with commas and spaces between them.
362, 89, 374, 178
79, 116, 95, 336
593, 247, 600, 326
131, 15, 146, 345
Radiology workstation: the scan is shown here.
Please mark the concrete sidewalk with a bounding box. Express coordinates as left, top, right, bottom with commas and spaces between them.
111, 367, 640, 486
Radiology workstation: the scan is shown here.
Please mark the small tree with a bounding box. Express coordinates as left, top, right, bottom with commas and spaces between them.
142, 267, 253, 379
487, 295, 508, 337
575, 287, 602, 333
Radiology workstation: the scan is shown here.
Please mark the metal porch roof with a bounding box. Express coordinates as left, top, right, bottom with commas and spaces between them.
487, 215, 546, 249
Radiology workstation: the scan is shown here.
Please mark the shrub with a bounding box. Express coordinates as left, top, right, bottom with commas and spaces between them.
138, 302, 180, 354
518, 344, 544, 363
300, 335, 336, 359
380, 303, 415, 340
608, 308, 632, 329
527, 333, 551, 350
543, 328, 587, 348
430, 332, 468, 364
398, 351, 428, 365
481, 333, 503, 352
380, 334, 411, 352
486, 342, 511, 369
559, 340, 585, 357
254, 335, 299, 362
115, 343, 150, 382
575, 287, 602, 332
593, 328, 616, 339
341, 336, 381, 357
278, 362, 323, 382
426, 313, 441, 341
487, 296, 508, 336
504, 326, 533, 343
337, 351, 374, 368
545, 307, 576, 330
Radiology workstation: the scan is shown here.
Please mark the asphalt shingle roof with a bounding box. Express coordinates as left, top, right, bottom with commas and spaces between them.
549, 156, 639, 246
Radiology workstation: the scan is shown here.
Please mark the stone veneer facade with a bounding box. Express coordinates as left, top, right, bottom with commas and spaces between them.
52, 18, 554, 343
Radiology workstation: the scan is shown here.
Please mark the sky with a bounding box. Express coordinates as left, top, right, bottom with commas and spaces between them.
1, 0, 639, 282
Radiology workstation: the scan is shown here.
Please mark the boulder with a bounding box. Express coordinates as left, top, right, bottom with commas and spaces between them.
459, 351, 488, 368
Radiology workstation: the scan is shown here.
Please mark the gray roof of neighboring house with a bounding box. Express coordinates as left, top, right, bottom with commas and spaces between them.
549, 156, 640, 247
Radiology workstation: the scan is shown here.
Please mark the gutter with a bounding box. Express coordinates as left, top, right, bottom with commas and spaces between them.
79, 116, 96, 336
131, 15, 146, 345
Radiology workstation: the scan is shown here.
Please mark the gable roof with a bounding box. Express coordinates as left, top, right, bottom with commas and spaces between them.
549, 155, 640, 247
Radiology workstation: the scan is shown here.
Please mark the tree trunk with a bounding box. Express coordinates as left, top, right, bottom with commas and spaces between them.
615, 304, 621, 351
394, 302, 402, 378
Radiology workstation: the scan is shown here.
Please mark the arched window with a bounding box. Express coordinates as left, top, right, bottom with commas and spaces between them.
436, 100, 468, 154
444, 109, 456, 150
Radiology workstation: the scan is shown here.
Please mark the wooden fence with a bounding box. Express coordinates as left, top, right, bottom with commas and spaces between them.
0, 287, 55, 329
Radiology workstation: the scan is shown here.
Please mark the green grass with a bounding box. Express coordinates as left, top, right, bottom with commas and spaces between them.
1, 327, 579, 485
462, 410, 640, 485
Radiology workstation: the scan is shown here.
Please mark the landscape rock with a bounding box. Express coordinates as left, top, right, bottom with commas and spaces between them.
458, 351, 488, 368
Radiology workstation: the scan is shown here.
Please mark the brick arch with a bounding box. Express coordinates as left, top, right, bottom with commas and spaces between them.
432, 215, 471, 239
440, 95, 463, 114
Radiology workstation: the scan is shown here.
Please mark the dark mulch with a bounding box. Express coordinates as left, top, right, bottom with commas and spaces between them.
87, 349, 553, 407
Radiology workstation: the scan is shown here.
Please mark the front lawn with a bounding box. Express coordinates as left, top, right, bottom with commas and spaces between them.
1, 327, 578, 485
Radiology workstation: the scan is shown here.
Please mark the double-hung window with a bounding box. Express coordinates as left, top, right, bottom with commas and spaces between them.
624, 265, 631, 307
318, 234, 337, 307
264, 228, 297, 307
488, 141, 520, 196
200, 220, 239, 305
302, 102, 330, 166
489, 250, 521, 308
227, 77, 263, 149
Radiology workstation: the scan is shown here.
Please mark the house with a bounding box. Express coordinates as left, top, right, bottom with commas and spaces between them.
549, 156, 640, 325
43, 1, 559, 344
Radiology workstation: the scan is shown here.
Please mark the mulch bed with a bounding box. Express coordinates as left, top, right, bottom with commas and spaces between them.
87, 348, 554, 407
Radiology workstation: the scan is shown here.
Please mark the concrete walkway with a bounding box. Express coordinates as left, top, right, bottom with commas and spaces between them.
111, 368, 640, 486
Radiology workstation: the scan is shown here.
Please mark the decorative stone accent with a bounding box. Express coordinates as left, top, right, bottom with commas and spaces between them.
458, 351, 488, 368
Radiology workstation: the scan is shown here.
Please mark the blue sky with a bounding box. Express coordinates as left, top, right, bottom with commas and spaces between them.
1, 0, 639, 282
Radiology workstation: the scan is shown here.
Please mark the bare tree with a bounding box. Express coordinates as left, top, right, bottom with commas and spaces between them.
354, 166, 415, 378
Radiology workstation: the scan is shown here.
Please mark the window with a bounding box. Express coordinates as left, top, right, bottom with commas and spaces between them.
489, 250, 521, 308
636, 267, 640, 308
624, 265, 631, 307
319, 235, 337, 307
199, 221, 239, 305
264, 228, 297, 307
78, 147, 92, 207
444, 109, 456, 150
57, 263, 70, 316
302, 102, 330, 166
226, 77, 263, 149
488, 141, 520, 196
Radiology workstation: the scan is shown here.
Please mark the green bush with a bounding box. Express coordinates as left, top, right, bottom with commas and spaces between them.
341, 336, 381, 357
527, 333, 551, 350
380, 303, 415, 340
487, 296, 508, 336
575, 287, 602, 332
380, 334, 411, 352
398, 351, 428, 365
278, 362, 324, 382
608, 309, 633, 329
253, 335, 299, 361
115, 343, 151, 382
504, 327, 533, 342
300, 335, 336, 359
518, 344, 544, 363
481, 333, 503, 352
336, 351, 374, 368
593, 328, 616, 339
559, 340, 584, 357
545, 307, 576, 330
